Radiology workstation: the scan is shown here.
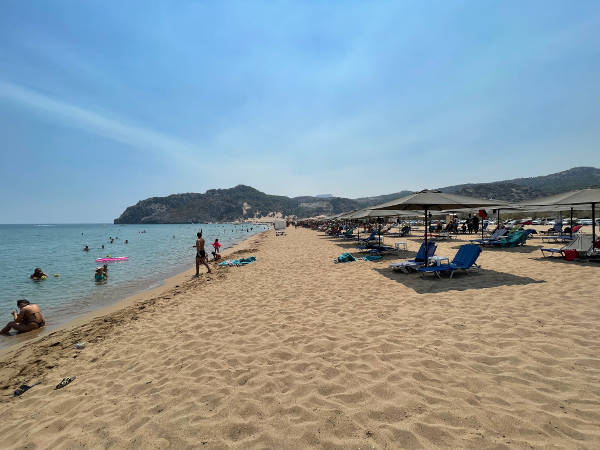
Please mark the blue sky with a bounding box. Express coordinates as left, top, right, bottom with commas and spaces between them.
1, 0, 599, 223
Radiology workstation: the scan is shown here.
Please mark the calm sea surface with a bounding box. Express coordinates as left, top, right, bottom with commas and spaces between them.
0, 223, 267, 347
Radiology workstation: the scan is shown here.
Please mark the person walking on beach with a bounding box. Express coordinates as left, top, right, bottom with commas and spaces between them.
194, 231, 211, 276
0, 299, 45, 335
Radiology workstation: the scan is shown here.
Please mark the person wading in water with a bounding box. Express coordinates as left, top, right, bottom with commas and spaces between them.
193, 231, 211, 276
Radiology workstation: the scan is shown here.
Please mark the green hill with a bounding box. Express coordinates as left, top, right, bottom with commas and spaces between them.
114, 167, 600, 223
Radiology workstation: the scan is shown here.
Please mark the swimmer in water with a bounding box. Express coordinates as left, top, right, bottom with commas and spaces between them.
84, 245, 89, 251
30, 268, 47, 280
95, 267, 106, 282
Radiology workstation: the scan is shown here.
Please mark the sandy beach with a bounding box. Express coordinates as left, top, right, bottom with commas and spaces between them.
1, 227, 599, 449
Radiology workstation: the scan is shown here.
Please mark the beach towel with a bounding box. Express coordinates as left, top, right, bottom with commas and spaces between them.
334, 252, 355, 263
362, 255, 382, 261
218, 256, 256, 266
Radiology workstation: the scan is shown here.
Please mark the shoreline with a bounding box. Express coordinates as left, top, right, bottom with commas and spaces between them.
0, 229, 269, 358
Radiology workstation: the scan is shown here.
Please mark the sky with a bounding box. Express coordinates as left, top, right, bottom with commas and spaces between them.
1, 0, 599, 223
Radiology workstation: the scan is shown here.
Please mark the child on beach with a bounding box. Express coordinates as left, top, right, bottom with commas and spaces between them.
211, 238, 222, 261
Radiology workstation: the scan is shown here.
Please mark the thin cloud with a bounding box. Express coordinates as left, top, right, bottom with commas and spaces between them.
0, 80, 201, 167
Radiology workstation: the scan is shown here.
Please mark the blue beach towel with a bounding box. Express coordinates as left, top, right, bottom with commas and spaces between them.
334, 252, 356, 263
219, 256, 257, 266
362, 255, 383, 261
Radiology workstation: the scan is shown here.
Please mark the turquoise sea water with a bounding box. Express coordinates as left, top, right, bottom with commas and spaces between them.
0, 223, 267, 347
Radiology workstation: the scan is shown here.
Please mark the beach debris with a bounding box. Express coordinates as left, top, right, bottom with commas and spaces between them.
55, 376, 76, 390
74, 342, 86, 350
13, 382, 40, 397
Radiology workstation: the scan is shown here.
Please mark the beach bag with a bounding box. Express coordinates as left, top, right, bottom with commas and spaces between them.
335, 253, 355, 263
563, 250, 578, 261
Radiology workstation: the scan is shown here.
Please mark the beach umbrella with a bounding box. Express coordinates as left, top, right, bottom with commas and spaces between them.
520, 188, 600, 243
345, 209, 416, 246
372, 190, 508, 259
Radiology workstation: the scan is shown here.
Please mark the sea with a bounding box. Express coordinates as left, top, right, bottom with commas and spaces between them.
0, 223, 268, 348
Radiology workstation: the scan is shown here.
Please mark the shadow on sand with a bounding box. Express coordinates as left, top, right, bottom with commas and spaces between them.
373, 266, 544, 294
530, 255, 600, 266
448, 244, 544, 254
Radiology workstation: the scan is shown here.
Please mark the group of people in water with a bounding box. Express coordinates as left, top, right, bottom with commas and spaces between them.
3, 231, 232, 336
84, 236, 128, 252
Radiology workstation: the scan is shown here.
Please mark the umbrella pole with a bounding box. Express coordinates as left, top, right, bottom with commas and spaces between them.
497, 209, 500, 232
482, 211, 484, 240
593, 203, 597, 245
570, 207, 573, 238
378, 217, 381, 247
424, 207, 428, 265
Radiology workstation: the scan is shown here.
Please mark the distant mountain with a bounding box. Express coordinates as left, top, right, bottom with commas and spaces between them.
114, 167, 600, 223
114, 186, 358, 224
439, 167, 600, 202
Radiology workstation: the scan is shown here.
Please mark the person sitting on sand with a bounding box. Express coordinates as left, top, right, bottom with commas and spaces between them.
95, 267, 106, 282
30, 268, 47, 280
0, 299, 45, 335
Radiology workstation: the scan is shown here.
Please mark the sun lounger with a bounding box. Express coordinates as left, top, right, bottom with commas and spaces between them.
540, 234, 593, 258
358, 230, 378, 243
417, 244, 482, 278
487, 230, 528, 247
433, 232, 454, 240
541, 222, 563, 235
541, 225, 582, 243
470, 228, 507, 245
338, 228, 355, 239
389, 242, 437, 273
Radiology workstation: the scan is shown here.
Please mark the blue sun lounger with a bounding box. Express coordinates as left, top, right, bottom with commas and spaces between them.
358, 230, 378, 243
417, 244, 482, 279
389, 241, 437, 273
